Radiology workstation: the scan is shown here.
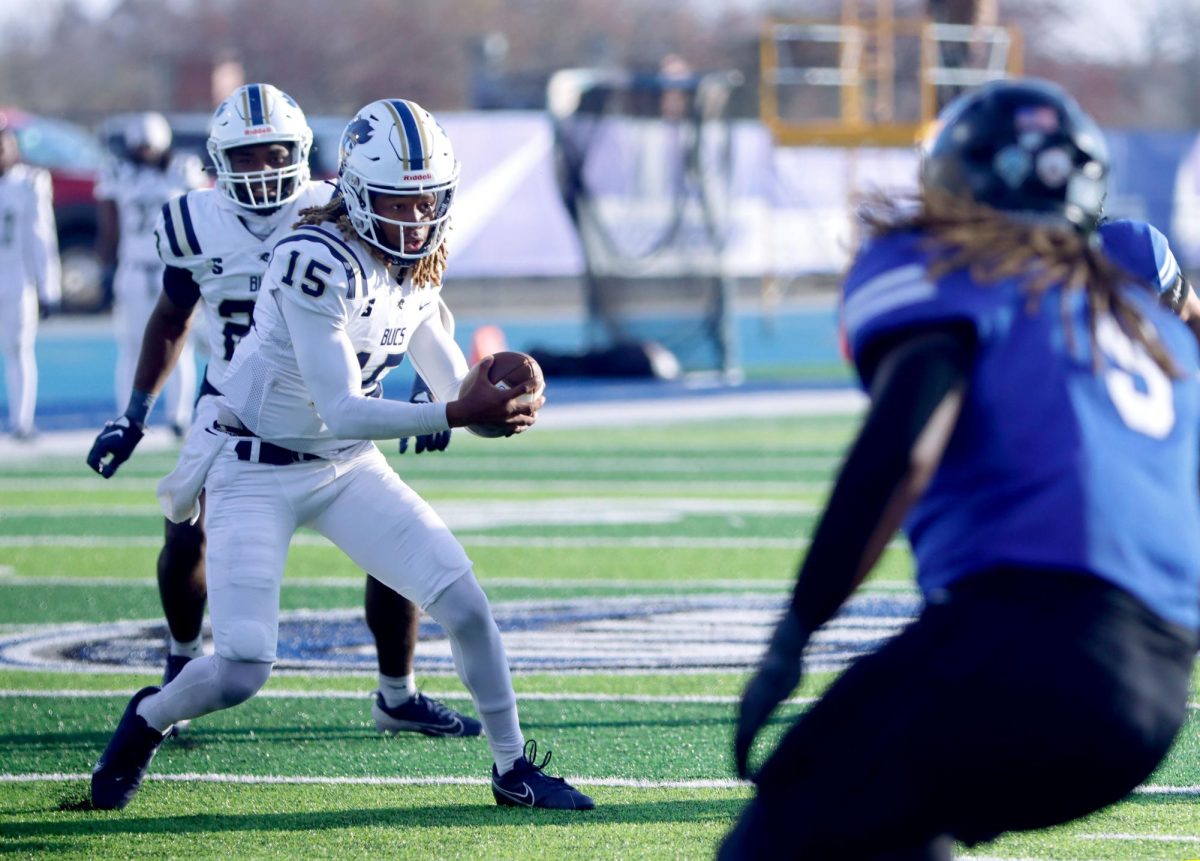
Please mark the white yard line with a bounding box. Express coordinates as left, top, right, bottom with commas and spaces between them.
0, 688, 813, 705
0, 534, 912, 550
3, 689, 1195, 709
1080, 833, 1200, 842
0, 574, 808, 589
0, 479, 828, 494
0, 534, 824, 549
5, 771, 741, 789
2, 772, 1197, 799
0, 390, 866, 463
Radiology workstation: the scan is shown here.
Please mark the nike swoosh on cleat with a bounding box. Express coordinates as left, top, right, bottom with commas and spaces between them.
415, 716, 462, 734
494, 781, 535, 805
99, 430, 124, 441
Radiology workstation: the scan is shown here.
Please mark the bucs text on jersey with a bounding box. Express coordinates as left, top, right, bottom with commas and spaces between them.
153, 180, 336, 390
219, 220, 448, 456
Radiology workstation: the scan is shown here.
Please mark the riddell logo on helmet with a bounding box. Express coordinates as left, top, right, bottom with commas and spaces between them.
404, 172, 433, 181
244, 127, 277, 135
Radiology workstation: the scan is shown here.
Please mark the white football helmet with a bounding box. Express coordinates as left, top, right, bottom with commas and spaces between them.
124, 112, 172, 154
339, 99, 459, 262
207, 83, 313, 211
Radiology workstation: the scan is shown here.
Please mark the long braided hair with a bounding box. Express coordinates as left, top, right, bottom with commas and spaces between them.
857, 190, 1180, 377
295, 193, 449, 287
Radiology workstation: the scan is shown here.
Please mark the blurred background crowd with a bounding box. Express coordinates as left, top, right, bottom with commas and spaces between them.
3, 0, 1200, 436
0, 0, 1198, 313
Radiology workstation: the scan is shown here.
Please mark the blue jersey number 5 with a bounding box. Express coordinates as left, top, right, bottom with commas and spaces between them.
1097, 314, 1174, 439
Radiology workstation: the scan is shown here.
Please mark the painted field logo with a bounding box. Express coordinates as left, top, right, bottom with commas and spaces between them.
0, 592, 919, 675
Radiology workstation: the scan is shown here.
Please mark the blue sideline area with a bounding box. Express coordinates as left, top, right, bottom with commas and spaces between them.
6, 301, 851, 433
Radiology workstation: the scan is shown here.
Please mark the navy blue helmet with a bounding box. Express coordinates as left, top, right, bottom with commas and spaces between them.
920, 78, 1108, 233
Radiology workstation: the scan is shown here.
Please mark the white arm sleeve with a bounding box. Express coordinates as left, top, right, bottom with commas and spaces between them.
25, 170, 60, 305
406, 304, 470, 404
281, 296, 451, 440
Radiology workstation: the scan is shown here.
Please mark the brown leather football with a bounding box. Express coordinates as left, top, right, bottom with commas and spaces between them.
458, 351, 544, 438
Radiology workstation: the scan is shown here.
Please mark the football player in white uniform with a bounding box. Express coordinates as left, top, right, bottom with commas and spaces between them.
96, 112, 206, 435
86, 85, 476, 739
0, 116, 60, 440
92, 98, 595, 812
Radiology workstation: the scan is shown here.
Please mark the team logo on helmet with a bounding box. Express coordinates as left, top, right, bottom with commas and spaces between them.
994, 145, 1031, 189
342, 117, 375, 154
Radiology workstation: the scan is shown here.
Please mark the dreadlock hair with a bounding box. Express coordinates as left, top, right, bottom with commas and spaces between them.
295, 194, 449, 287
856, 189, 1180, 378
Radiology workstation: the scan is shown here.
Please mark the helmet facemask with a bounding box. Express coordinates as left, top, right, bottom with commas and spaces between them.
210, 140, 310, 211
341, 170, 456, 263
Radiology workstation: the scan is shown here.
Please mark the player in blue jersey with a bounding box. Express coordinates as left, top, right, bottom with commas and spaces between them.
721, 79, 1200, 860
1099, 217, 1200, 334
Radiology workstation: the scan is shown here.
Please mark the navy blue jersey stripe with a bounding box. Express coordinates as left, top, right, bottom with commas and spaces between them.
248, 84, 265, 126
177, 195, 202, 256
160, 202, 184, 258
390, 100, 425, 169
295, 224, 366, 273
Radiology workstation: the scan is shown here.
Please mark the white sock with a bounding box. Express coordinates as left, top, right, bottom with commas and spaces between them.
483, 707, 525, 775
377, 673, 417, 708
169, 634, 205, 659
424, 574, 525, 775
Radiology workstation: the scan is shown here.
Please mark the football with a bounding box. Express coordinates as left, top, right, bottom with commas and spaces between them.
458, 351, 545, 438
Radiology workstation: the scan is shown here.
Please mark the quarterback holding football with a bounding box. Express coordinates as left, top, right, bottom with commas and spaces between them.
92, 98, 593, 813
87, 85, 477, 741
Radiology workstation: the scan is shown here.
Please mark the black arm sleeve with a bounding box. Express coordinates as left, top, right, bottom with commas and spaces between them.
789, 323, 977, 631
162, 264, 201, 309
1160, 271, 1191, 315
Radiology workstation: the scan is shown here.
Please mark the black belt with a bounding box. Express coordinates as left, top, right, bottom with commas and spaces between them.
213, 420, 324, 466
233, 439, 323, 465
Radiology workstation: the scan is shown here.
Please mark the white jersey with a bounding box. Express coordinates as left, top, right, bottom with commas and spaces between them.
153, 180, 335, 389
220, 221, 452, 455
0, 164, 60, 302
95, 153, 207, 264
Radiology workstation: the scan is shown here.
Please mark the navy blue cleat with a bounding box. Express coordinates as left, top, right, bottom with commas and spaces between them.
372, 690, 482, 737
162, 654, 192, 736
91, 686, 168, 810
492, 740, 595, 810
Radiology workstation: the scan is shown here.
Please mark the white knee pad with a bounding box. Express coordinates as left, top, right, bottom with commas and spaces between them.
217, 619, 277, 663
214, 655, 272, 708
427, 574, 493, 637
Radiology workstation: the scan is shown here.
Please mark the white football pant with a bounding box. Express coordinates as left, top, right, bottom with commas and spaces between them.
0, 287, 38, 435
140, 440, 524, 768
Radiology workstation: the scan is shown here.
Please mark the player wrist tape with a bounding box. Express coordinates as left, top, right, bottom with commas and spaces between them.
123, 389, 159, 426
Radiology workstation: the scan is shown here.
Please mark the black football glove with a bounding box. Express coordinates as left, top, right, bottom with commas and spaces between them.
399, 375, 451, 454
734, 610, 809, 781
86, 415, 145, 478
